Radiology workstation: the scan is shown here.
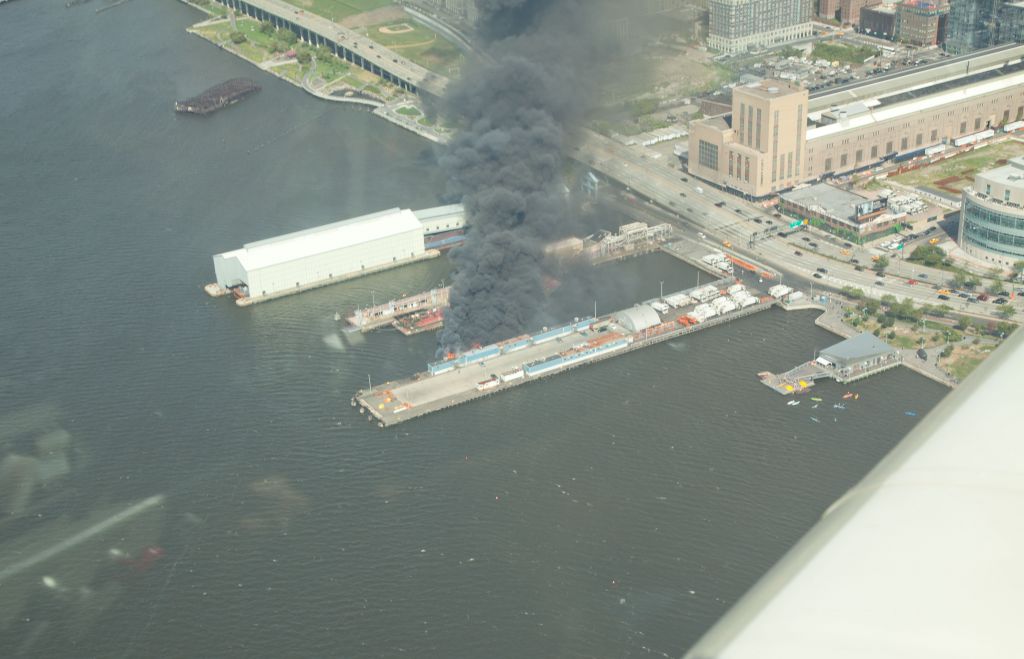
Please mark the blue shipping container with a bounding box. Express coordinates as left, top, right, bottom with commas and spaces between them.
502, 338, 532, 353
532, 325, 573, 345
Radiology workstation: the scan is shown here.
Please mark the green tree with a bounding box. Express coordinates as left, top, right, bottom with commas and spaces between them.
230, 31, 246, 44
259, 20, 274, 35
989, 279, 1006, 295
873, 255, 889, 273
996, 304, 1016, 320
988, 266, 1005, 280
940, 345, 954, 358
296, 50, 312, 64
997, 321, 1017, 337
277, 27, 298, 45
842, 286, 864, 299
955, 315, 972, 331
1013, 260, 1024, 279
908, 244, 949, 268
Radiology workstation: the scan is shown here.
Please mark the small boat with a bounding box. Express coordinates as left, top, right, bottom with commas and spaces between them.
787, 400, 801, 406
833, 403, 846, 410
811, 397, 822, 402
905, 410, 918, 417
854, 393, 859, 400
812, 403, 819, 409
842, 392, 854, 400
810, 417, 820, 423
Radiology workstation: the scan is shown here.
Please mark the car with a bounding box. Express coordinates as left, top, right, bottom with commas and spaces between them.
876, 281, 885, 287
816, 267, 828, 274
813, 272, 823, 279
808, 242, 818, 248
753, 218, 763, 224
918, 273, 928, 279
801, 236, 811, 242
938, 294, 951, 300
994, 297, 1009, 304
917, 348, 928, 360
842, 242, 853, 248
794, 250, 803, 256
908, 279, 918, 285
876, 271, 886, 277
851, 258, 860, 264
958, 292, 969, 299
929, 237, 941, 245
714, 201, 727, 207
679, 192, 686, 196
734, 208, 745, 214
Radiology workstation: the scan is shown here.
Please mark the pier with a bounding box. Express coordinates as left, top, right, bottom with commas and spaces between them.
344, 287, 450, 332
353, 278, 776, 428
759, 332, 904, 395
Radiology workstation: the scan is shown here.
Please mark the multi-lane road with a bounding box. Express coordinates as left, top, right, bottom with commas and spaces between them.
575, 130, 1019, 321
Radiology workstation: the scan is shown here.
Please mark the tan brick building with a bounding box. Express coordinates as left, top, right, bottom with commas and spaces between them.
688, 58, 1024, 198
688, 81, 809, 197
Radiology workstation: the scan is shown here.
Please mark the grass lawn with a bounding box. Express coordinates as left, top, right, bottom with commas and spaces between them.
395, 105, 421, 116
281, 0, 394, 21
946, 354, 984, 380
361, 20, 463, 75
892, 140, 1024, 195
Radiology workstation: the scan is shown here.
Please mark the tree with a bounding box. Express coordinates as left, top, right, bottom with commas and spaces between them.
296, 50, 312, 64
955, 315, 972, 331
230, 31, 246, 44
1013, 260, 1024, 280
988, 266, 1005, 280
996, 304, 1016, 320
259, 20, 274, 35
989, 279, 1006, 295
997, 321, 1017, 337
940, 345, 954, 358
951, 268, 981, 290
908, 244, 950, 268
873, 255, 889, 273
277, 27, 298, 45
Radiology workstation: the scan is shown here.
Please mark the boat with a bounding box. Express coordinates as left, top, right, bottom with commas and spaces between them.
854, 393, 860, 400
842, 392, 854, 400
833, 403, 846, 410
811, 397, 822, 402
905, 410, 918, 417
175, 78, 261, 115
811, 403, 819, 409
810, 417, 820, 423
787, 400, 801, 406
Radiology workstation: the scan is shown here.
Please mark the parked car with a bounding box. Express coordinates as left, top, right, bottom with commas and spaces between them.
917, 348, 928, 360
851, 258, 860, 264
813, 272, 823, 279
938, 294, 951, 300
794, 250, 803, 256
994, 297, 1009, 304
808, 242, 818, 248
908, 279, 918, 285
816, 267, 828, 274
854, 265, 865, 271
842, 242, 853, 248
918, 273, 928, 279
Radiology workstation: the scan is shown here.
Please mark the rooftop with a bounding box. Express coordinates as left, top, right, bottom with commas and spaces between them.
736, 80, 803, 100
807, 66, 1024, 140
976, 156, 1024, 188
219, 208, 423, 271
780, 183, 871, 220
821, 332, 899, 362
412, 204, 464, 222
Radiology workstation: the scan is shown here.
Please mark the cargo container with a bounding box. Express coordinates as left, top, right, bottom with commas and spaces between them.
532, 324, 573, 345
428, 361, 456, 376
499, 368, 524, 383
476, 378, 499, 391
768, 284, 793, 299
693, 285, 721, 303
1004, 121, 1024, 133
574, 317, 596, 332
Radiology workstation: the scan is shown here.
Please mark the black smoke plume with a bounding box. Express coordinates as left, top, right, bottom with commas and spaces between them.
437, 0, 617, 352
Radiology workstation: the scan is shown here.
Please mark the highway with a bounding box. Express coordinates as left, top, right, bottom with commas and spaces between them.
574, 129, 1020, 321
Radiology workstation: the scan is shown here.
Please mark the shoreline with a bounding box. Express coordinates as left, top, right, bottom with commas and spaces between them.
177, 0, 450, 143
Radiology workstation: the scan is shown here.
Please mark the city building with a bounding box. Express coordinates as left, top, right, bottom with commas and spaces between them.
689, 80, 809, 197
860, 4, 898, 39
997, 1, 1024, 43
958, 156, 1024, 266
818, 0, 841, 20
779, 182, 899, 240
896, 0, 947, 46
816, 332, 903, 382
944, 0, 998, 54
708, 0, 813, 53
838, 0, 873, 25
688, 45, 1024, 197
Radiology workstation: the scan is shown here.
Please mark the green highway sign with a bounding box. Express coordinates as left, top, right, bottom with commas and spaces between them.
789, 220, 802, 228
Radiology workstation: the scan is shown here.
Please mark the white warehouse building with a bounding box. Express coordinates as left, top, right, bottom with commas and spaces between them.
213, 208, 431, 304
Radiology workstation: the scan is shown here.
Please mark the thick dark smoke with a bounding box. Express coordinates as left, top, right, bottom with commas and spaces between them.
437, 0, 618, 352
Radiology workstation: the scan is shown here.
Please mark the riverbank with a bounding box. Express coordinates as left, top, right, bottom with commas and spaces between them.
178, 0, 451, 143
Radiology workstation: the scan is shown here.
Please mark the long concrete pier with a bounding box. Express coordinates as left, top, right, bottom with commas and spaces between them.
353, 286, 774, 428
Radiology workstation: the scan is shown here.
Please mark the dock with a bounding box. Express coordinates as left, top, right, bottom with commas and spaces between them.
344, 287, 450, 332
353, 278, 777, 427
759, 331, 904, 395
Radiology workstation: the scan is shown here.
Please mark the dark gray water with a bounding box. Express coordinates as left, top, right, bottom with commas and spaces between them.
0, 2, 949, 657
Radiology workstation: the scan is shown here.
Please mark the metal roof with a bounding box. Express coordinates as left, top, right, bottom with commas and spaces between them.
219, 208, 423, 271
615, 305, 662, 332
820, 332, 898, 363
781, 183, 870, 221
412, 204, 464, 222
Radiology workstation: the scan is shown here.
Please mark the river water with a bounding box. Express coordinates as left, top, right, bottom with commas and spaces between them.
0, 2, 949, 657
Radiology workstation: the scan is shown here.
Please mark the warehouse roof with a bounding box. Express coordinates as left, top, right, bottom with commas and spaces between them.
820, 332, 898, 364
219, 208, 423, 271
807, 67, 1024, 141
781, 183, 870, 221
615, 305, 662, 332
412, 204, 464, 222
